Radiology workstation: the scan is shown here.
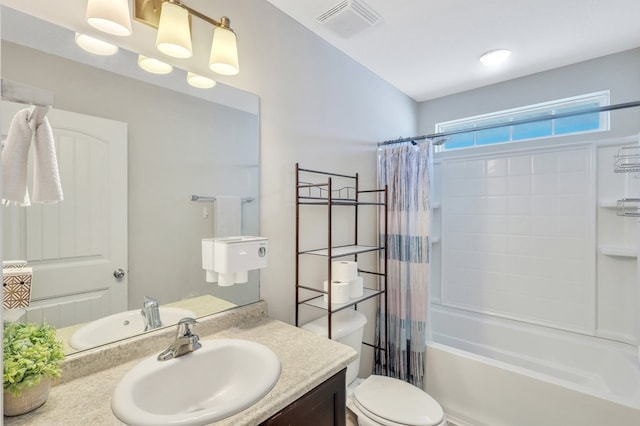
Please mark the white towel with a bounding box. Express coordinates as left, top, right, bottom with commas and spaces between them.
2, 109, 33, 205
214, 195, 242, 237
31, 115, 63, 203
1, 108, 63, 205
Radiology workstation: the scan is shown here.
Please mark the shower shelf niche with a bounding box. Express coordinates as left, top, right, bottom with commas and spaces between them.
598, 200, 619, 209
598, 246, 638, 258
614, 144, 640, 174
616, 198, 640, 217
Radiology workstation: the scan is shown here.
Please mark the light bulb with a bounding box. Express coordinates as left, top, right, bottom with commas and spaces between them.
86, 0, 132, 36
187, 72, 217, 89
138, 55, 174, 74
480, 49, 511, 66
209, 25, 239, 75
75, 33, 119, 56
156, 1, 193, 59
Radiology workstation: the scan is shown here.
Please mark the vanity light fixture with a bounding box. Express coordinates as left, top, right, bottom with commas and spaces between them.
138, 55, 174, 74
187, 72, 217, 89
86, 0, 132, 36
156, 1, 193, 58
134, 0, 240, 75
479, 49, 511, 66
75, 33, 119, 56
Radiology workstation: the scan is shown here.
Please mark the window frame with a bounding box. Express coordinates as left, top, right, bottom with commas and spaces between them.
435, 91, 610, 151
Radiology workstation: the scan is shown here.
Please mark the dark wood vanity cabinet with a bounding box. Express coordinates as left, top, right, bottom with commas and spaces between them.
260, 369, 346, 426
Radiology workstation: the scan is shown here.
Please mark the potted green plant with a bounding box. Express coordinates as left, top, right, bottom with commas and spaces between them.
3, 321, 65, 416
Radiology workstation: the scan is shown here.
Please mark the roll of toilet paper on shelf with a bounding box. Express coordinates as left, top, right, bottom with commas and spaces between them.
331, 260, 358, 282
323, 280, 350, 304
349, 276, 364, 298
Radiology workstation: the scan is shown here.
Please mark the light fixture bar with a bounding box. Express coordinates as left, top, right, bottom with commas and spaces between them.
134, 0, 229, 30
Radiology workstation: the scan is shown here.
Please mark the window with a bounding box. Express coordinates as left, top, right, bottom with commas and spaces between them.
435, 91, 610, 151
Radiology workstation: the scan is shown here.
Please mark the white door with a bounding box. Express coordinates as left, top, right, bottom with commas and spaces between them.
2, 101, 128, 327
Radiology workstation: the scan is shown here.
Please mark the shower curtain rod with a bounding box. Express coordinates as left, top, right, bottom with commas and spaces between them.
378, 100, 640, 147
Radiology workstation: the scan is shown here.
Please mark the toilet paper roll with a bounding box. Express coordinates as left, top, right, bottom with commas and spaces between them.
234, 271, 248, 284
323, 280, 350, 304
349, 276, 364, 298
218, 273, 235, 287
331, 260, 358, 282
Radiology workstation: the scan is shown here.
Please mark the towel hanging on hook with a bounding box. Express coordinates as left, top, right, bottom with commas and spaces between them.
26, 105, 51, 127
1, 107, 63, 205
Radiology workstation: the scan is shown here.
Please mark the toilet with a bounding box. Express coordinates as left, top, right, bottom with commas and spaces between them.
302, 309, 447, 426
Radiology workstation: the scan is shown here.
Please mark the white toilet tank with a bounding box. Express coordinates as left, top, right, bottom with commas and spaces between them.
302, 309, 367, 385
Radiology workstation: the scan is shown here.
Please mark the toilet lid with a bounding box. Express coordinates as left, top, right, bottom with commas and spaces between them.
353, 375, 444, 426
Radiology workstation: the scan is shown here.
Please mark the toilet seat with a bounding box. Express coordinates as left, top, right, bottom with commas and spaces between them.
353, 375, 444, 426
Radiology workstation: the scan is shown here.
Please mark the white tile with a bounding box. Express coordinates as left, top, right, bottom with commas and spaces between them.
558, 172, 587, 194
482, 215, 508, 234
532, 152, 558, 174
507, 215, 531, 235
486, 177, 507, 196
483, 196, 508, 215
507, 196, 531, 215
532, 174, 558, 195
557, 195, 587, 216
507, 235, 534, 256
508, 155, 532, 176
556, 215, 586, 237
557, 148, 588, 173
507, 175, 531, 195
531, 195, 558, 216
531, 216, 557, 236
445, 196, 476, 214
487, 158, 508, 177
462, 160, 486, 178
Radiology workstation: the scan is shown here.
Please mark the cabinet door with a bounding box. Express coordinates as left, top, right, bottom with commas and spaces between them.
261, 369, 346, 426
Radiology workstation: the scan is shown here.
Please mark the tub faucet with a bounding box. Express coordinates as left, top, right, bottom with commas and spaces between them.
157, 317, 201, 361
141, 296, 163, 331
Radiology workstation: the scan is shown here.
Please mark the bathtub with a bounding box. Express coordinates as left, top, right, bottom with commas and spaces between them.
425, 306, 640, 426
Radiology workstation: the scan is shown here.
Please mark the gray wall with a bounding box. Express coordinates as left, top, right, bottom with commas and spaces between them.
206, 1, 419, 324
419, 48, 640, 139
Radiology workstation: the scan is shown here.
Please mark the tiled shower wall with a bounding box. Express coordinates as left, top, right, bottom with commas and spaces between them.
432, 138, 638, 344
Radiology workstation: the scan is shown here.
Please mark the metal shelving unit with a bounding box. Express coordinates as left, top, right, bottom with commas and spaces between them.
295, 163, 388, 350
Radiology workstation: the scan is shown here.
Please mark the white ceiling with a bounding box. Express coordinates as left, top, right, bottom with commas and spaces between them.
266, 0, 640, 102
4, 1, 640, 103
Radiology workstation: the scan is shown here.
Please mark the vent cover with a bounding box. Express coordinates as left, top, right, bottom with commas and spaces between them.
316, 0, 381, 38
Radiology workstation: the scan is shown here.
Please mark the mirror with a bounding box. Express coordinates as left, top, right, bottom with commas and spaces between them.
1, 6, 261, 355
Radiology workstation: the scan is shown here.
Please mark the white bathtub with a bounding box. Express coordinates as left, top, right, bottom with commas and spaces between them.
426, 306, 640, 426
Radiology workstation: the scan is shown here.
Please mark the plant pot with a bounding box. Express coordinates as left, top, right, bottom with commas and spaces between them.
3, 377, 51, 417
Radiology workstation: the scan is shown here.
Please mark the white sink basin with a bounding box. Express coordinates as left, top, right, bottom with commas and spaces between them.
111, 338, 281, 426
69, 307, 195, 350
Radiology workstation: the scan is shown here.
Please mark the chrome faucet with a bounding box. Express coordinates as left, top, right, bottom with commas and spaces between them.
157, 317, 201, 361
141, 296, 163, 331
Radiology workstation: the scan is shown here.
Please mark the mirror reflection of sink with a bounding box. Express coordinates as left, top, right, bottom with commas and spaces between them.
111, 338, 281, 426
69, 307, 195, 350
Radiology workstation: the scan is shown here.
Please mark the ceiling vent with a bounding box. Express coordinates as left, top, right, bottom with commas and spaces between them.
316, 0, 382, 38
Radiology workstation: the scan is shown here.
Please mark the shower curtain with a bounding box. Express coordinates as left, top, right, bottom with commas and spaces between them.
374, 141, 432, 388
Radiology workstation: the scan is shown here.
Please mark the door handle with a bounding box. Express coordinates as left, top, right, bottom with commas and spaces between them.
113, 268, 126, 279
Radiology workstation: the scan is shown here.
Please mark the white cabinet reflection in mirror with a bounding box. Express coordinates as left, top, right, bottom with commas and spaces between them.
69, 307, 195, 351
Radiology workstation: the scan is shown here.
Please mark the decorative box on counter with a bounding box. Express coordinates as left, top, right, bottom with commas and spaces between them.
3, 260, 32, 309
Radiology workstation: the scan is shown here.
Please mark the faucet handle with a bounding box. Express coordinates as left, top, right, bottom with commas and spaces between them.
143, 296, 159, 308
176, 317, 198, 337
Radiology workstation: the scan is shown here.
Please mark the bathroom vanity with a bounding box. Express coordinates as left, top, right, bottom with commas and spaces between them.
3, 302, 356, 425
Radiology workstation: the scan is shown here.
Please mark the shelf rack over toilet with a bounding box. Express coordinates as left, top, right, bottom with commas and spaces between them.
295, 163, 389, 367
